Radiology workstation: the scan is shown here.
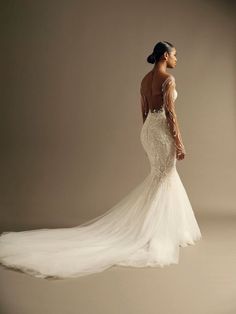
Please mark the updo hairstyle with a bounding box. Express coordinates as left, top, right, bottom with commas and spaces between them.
147, 41, 174, 64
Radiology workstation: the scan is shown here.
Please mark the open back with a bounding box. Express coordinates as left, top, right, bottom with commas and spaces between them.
140, 72, 176, 113
140, 72, 185, 156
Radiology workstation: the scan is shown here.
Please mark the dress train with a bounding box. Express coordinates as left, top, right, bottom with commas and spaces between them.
0, 76, 202, 279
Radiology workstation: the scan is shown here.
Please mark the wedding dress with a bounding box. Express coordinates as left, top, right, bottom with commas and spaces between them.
0, 75, 202, 279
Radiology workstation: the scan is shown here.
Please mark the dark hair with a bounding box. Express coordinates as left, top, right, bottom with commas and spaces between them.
147, 41, 175, 64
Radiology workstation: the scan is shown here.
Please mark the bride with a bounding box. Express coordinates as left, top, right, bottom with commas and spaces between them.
0, 41, 202, 279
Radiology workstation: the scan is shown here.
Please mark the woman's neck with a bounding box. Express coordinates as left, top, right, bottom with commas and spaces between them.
152, 61, 167, 74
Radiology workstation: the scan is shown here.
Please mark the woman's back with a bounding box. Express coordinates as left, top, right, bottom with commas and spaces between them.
140, 70, 171, 112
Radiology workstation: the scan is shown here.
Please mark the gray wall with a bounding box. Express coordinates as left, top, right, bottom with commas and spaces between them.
1, 0, 236, 231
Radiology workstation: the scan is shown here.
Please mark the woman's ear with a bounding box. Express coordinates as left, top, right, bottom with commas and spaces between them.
163, 51, 168, 60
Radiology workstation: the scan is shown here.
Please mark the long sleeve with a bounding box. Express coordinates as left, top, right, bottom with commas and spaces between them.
162, 76, 186, 156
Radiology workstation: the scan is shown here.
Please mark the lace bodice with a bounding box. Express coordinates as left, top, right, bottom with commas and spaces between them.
140, 75, 185, 155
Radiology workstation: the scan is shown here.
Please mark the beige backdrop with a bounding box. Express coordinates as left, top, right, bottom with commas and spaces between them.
1, 0, 236, 232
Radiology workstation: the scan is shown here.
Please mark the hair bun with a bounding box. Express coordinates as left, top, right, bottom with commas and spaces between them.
147, 53, 155, 64
146, 41, 174, 64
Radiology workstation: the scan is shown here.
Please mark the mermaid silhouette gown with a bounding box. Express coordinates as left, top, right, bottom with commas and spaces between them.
0, 75, 202, 279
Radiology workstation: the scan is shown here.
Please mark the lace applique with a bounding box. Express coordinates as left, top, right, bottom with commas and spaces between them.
140, 108, 176, 187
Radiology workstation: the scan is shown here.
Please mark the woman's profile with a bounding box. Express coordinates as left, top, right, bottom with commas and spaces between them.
0, 41, 202, 279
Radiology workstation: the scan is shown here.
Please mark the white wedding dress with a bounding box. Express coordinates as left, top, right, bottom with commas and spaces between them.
0, 75, 202, 279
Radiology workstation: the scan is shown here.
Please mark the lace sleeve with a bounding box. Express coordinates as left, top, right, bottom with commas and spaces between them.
162, 76, 186, 155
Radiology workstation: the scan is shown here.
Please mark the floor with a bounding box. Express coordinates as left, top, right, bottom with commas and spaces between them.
0, 212, 235, 314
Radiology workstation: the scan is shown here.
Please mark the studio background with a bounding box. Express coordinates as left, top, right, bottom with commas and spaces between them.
1, 0, 236, 232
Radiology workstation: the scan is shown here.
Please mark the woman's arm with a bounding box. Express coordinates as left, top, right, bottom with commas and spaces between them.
163, 76, 186, 160
140, 88, 148, 124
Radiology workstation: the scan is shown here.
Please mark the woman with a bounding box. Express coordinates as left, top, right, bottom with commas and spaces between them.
141, 41, 185, 161
0, 41, 202, 279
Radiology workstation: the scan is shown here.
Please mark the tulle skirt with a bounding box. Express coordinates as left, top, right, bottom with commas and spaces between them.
0, 110, 202, 279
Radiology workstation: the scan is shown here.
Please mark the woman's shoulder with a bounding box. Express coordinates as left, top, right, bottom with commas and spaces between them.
162, 73, 175, 82
140, 71, 175, 94
162, 74, 176, 89
141, 71, 152, 84
141, 71, 175, 83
